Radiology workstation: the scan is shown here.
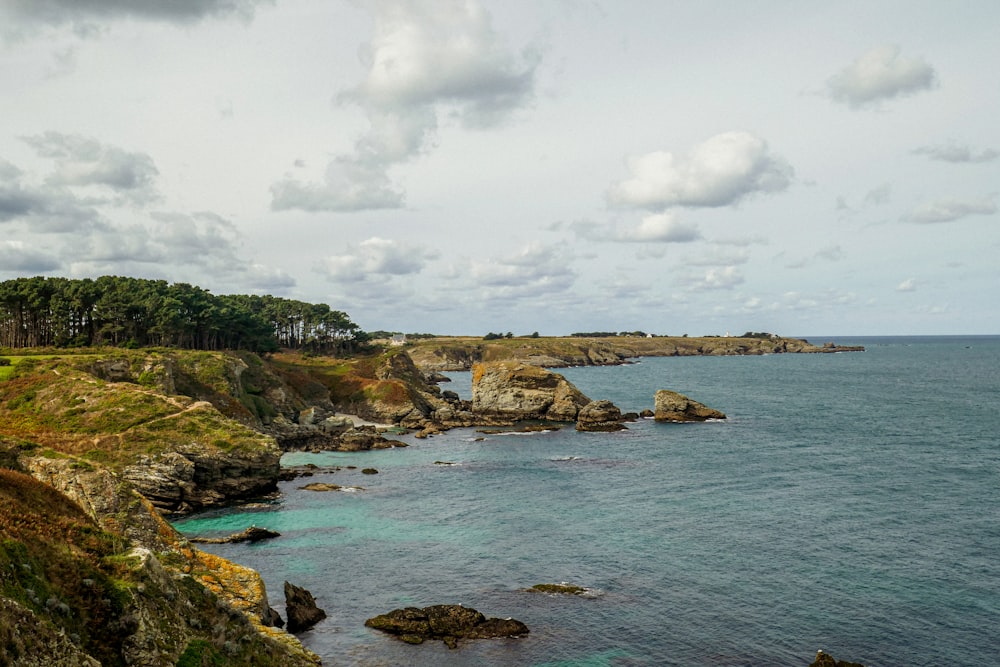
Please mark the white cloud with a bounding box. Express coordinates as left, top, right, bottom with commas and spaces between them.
904, 197, 996, 223
607, 131, 793, 210
912, 143, 999, 164
341, 1, 536, 126
680, 266, 744, 291
459, 242, 576, 300
827, 45, 937, 109
617, 213, 701, 243
317, 237, 438, 283
272, 0, 538, 213
897, 278, 917, 292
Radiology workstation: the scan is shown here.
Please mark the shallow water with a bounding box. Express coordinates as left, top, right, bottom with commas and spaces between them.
175, 336, 1000, 666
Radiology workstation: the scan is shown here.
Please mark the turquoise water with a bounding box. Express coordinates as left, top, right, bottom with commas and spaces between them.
174, 337, 1000, 666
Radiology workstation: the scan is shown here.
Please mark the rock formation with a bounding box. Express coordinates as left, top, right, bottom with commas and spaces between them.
809, 650, 866, 667
365, 604, 528, 649
471, 361, 592, 423
654, 389, 726, 422
284, 581, 327, 633
576, 399, 626, 431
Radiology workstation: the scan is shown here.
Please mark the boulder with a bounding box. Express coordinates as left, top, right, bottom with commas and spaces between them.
808, 650, 866, 667
653, 390, 726, 422
284, 582, 327, 633
471, 361, 590, 423
365, 604, 528, 649
575, 399, 626, 432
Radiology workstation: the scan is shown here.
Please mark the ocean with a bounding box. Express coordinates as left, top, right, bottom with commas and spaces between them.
173, 336, 1000, 666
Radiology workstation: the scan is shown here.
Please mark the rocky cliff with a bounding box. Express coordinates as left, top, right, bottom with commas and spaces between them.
0, 358, 281, 514
0, 464, 320, 666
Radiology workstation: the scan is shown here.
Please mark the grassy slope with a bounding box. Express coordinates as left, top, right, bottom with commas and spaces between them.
0, 355, 274, 471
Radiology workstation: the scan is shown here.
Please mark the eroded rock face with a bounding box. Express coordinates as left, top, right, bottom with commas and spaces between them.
653, 390, 726, 422
365, 604, 528, 648
123, 439, 280, 514
576, 399, 626, 432
471, 362, 591, 423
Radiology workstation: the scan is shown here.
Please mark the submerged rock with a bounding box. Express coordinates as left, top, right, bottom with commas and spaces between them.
528, 583, 588, 595
808, 650, 866, 667
653, 389, 726, 422
284, 582, 327, 633
365, 604, 528, 648
189, 525, 280, 544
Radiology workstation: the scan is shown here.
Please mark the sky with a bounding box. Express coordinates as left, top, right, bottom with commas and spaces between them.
1, 0, 998, 336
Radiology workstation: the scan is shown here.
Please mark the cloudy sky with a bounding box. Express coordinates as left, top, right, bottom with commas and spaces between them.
2, 1, 998, 336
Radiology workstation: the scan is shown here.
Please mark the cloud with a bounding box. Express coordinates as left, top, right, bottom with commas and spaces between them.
607, 131, 793, 210
904, 197, 996, 223
897, 278, 917, 292
827, 45, 937, 109
617, 213, 701, 243
684, 246, 751, 267
0, 240, 61, 272
3, 0, 268, 26
679, 266, 744, 291
273, 0, 539, 213
271, 160, 404, 212
245, 263, 296, 291
341, 2, 537, 127
458, 242, 576, 300
0, 158, 105, 231
23, 132, 160, 204
317, 237, 438, 283
863, 183, 892, 206
912, 142, 999, 164
786, 244, 845, 269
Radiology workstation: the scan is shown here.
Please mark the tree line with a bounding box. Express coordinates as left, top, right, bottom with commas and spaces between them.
0, 276, 365, 354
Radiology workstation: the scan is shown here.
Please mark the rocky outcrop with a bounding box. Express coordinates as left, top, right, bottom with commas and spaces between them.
809, 650, 866, 667
0, 467, 320, 666
654, 390, 726, 422
365, 604, 528, 649
471, 361, 591, 423
284, 582, 327, 633
576, 399, 626, 432
528, 583, 588, 595
122, 429, 281, 514
189, 526, 280, 544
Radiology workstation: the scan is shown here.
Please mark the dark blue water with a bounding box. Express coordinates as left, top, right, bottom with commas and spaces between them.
174, 337, 1000, 666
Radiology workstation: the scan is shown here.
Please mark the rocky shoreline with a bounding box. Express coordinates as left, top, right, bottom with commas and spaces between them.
0, 337, 866, 665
